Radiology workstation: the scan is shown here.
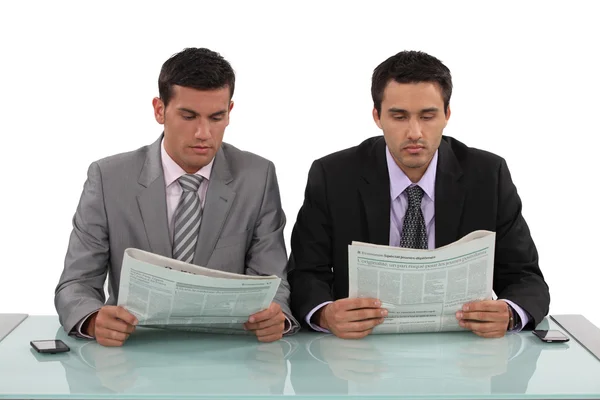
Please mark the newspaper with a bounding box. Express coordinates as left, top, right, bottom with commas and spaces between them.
348, 230, 495, 333
117, 248, 281, 334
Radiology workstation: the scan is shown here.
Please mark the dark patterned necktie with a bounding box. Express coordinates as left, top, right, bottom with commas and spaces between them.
399, 185, 428, 249
172, 174, 204, 263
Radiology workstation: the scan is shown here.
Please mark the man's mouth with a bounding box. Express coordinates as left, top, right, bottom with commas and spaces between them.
404, 145, 424, 154
191, 146, 211, 154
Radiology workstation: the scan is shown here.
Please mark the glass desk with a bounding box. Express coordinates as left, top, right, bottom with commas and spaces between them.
1, 315, 599, 399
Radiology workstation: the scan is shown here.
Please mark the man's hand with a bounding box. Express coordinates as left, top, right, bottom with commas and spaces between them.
456, 300, 510, 338
83, 306, 138, 347
245, 302, 286, 343
315, 298, 386, 339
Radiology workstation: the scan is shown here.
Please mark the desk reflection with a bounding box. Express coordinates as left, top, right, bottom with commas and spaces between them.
290, 331, 552, 397
54, 327, 297, 396
51, 326, 565, 397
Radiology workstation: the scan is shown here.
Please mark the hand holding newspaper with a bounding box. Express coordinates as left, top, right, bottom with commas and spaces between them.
348, 230, 495, 334
117, 248, 281, 334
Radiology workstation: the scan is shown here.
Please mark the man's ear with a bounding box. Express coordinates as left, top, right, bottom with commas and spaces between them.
152, 97, 165, 124
372, 107, 383, 130
443, 105, 451, 128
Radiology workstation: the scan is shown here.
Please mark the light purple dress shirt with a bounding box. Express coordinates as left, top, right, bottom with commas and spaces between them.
307, 146, 529, 332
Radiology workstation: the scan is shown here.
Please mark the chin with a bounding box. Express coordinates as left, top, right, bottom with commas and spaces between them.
400, 158, 426, 168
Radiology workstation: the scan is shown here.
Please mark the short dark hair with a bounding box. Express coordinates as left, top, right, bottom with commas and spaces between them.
371, 50, 452, 115
158, 47, 235, 107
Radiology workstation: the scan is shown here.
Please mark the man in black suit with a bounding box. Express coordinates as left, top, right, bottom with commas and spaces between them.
288, 50, 549, 339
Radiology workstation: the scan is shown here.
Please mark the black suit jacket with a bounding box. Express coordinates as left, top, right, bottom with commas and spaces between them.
289, 135, 550, 328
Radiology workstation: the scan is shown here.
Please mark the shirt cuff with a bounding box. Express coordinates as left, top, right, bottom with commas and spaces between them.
305, 301, 333, 333
72, 311, 98, 339
501, 299, 530, 332
283, 316, 292, 334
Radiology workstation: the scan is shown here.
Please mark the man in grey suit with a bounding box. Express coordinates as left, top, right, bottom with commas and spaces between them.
55, 47, 298, 346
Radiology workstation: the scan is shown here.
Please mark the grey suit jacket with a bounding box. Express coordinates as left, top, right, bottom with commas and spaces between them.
55, 136, 298, 334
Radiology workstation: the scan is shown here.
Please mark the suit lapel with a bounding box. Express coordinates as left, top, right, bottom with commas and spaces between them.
136, 136, 172, 258
434, 138, 465, 248
193, 147, 235, 267
358, 138, 390, 245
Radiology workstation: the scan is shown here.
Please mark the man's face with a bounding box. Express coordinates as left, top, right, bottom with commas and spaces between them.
373, 81, 450, 181
153, 85, 233, 173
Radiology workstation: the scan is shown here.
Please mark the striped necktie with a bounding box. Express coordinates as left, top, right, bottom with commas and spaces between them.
172, 174, 204, 263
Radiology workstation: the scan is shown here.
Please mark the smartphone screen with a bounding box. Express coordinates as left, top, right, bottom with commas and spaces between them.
30, 340, 70, 353
533, 330, 569, 342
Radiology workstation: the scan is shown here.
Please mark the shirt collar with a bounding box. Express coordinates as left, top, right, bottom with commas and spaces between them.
161, 139, 214, 187
386, 146, 437, 202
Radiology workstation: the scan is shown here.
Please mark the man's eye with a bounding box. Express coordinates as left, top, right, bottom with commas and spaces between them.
421, 116, 434, 120
182, 115, 195, 120
394, 116, 407, 120
211, 116, 224, 122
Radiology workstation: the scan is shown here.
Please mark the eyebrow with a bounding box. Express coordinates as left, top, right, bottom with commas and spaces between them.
387, 107, 440, 114
178, 108, 228, 118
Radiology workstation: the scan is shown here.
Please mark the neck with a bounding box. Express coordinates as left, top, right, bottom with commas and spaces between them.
399, 161, 431, 183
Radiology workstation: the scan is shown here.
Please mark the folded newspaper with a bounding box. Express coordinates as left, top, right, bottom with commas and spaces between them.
117, 248, 281, 334
348, 230, 496, 334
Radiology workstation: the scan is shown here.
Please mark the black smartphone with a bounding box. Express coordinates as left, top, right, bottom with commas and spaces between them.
30, 339, 70, 354
532, 330, 570, 343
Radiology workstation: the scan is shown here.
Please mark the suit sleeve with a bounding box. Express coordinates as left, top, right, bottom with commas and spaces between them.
244, 161, 299, 333
289, 160, 336, 325
494, 159, 550, 327
54, 162, 108, 333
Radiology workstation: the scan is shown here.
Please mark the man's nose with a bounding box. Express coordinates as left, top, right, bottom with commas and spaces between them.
406, 118, 423, 141
195, 120, 211, 140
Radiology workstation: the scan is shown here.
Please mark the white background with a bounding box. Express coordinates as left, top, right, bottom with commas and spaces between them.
1, 1, 598, 329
